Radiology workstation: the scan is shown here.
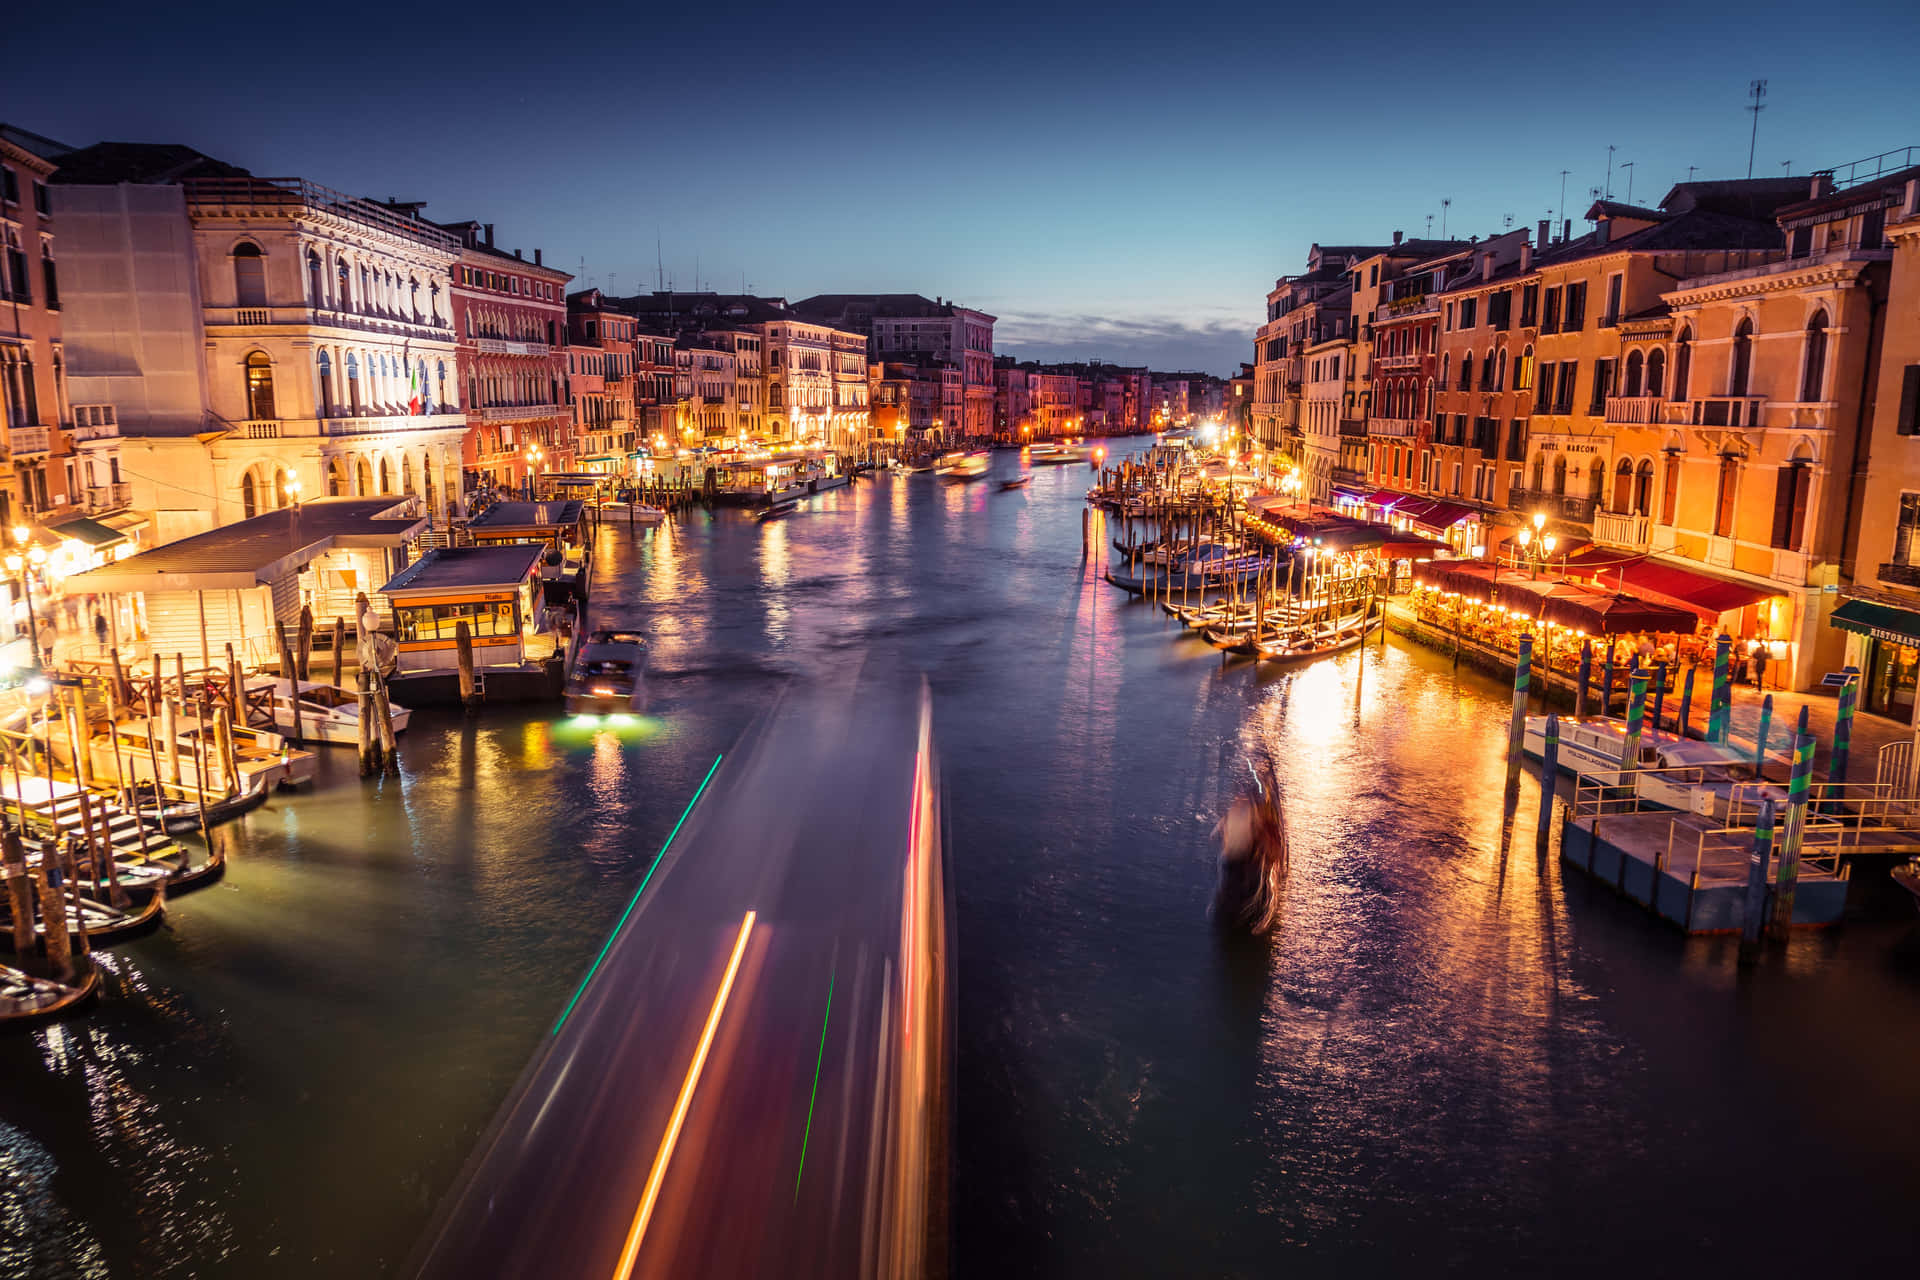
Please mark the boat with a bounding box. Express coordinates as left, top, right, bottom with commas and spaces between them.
931, 450, 968, 475
1628, 739, 1789, 822
245, 676, 411, 747
1, 961, 99, 1028
131, 774, 271, 835
565, 629, 647, 714
1247, 609, 1381, 663
999, 474, 1032, 491
756, 498, 800, 521
89, 713, 316, 793
945, 452, 991, 480
603, 501, 665, 526
1521, 714, 1658, 784
1893, 858, 1920, 912
1030, 444, 1084, 465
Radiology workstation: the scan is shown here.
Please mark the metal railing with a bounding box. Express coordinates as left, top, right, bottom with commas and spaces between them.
1690, 396, 1766, 428
1823, 146, 1920, 191
1603, 395, 1662, 424
1878, 740, 1915, 795
1369, 417, 1421, 437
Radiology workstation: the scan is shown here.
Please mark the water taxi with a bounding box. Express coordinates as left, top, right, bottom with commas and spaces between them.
245, 676, 411, 747
564, 629, 647, 714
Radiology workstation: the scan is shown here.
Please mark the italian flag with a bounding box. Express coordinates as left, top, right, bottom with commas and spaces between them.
407, 359, 424, 416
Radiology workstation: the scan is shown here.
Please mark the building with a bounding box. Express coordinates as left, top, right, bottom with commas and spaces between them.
1, 126, 79, 530
436, 219, 571, 493
1839, 171, 1920, 721
1254, 247, 1385, 477
675, 336, 736, 444
46, 142, 466, 541
993, 358, 1035, 439
564, 289, 637, 480
791, 294, 995, 439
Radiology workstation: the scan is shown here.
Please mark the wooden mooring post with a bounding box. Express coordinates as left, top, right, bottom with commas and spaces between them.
1537, 714, 1560, 849
356, 668, 376, 778
32, 843, 73, 978
455, 619, 477, 708
3, 826, 38, 954
276, 622, 305, 745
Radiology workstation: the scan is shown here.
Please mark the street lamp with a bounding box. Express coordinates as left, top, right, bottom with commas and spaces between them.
9, 525, 45, 670
1515, 520, 1558, 580
525, 445, 543, 500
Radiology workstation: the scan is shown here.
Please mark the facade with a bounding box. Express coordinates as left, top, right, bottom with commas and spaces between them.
1, 127, 79, 529
676, 337, 737, 443
438, 221, 570, 491
48, 145, 466, 540
565, 290, 637, 478
994, 359, 1035, 438
792, 294, 995, 439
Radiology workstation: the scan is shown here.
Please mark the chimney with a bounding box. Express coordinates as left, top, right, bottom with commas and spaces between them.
1594, 218, 1610, 246
484, 223, 494, 247
534, 248, 543, 266
1537, 219, 1551, 251
1481, 251, 1495, 281
1520, 242, 1532, 272
1561, 219, 1572, 243
513, 248, 522, 260
1392, 230, 1404, 246
1810, 171, 1835, 200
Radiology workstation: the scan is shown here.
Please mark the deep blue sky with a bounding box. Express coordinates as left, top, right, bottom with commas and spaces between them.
10, 1, 1919, 374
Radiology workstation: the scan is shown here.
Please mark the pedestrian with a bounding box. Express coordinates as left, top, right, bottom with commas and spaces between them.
1752, 644, 1769, 689
93, 609, 109, 653
36, 616, 56, 668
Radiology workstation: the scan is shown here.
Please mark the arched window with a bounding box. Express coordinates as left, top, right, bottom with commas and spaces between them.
1729, 317, 1754, 396
1672, 327, 1691, 401
1480, 350, 1493, 389
273, 468, 290, 509
423, 455, 437, 514
1801, 310, 1829, 402
328, 456, 348, 497
336, 258, 351, 309
1714, 454, 1740, 536
1623, 349, 1645, 398
402, 454, 414, 494
241, 471, 259, 520
233, 242, 266, 307
1494, 349, 1507, 392
316, 350, 334, 417
1612, 457, 1635, 513
1516, 345, 1534, 391
1634, 458, 1655, 516
307, 251, 324, 306
245, 351, 276, 420
378, 456, 392, 494
356, 457, 373, 495
416, 359, 428, 413
1439, 354, 1450, 389
1458, 350, 1472, 391
1552, 454, 1567, 494
1588, 458, 1606, 502
437, 361, 449, 410
1531, 454, 1545, 492
1646, 347, 1666, 398
346, 353, 362, 414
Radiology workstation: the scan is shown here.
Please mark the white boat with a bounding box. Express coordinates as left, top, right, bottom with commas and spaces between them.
1631, 739, 1788, 822
89, 713, 317, 792
946, 452, 991, 480
1029, 444, 1084, 465
1521, 715, 1656, 784
246, 676, 411, 747
605, 502, 665, 526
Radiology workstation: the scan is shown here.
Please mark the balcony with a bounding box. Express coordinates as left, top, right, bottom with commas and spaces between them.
238, 420, 281, 439
1690, 396, 1766, 428
73, 420, 119, 443
1331, 465, 1366, 485
475, 337, 552, 357
1603, 395, 1663, 425
7, 425, 51, 456
1507, 488, 1598, 523
323, 411, 468, 437
1592, 509, 1652, 550
84, 482, 132, 513
1338, 417, 1368, 438
1368, 417, 1422, 438
1373, 353, 1420, 372
480, 403, 565, 423
1378, 295, 1437, 320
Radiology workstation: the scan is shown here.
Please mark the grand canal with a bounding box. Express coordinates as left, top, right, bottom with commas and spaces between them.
5, 437, 1920, 1277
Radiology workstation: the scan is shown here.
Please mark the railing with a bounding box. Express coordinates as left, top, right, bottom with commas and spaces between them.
184, 176, 462, 251
240, 420, 280, 439
1690, 396, 1766, 428
235, 308, 271, 326
1877, 562, 1920, 589
475, 338, 551, 356
1825, 145, 1920, 191
481, 403, 564, 422
1331, 466, 1365, 484
84, 482, 132, 512
72, 420, 119, 442
1507, 488, 1597, 521
1379, 294, 1436, 319
322, 412, 467, 436
1877, 741, 1915, 796
1592, 509, 1652, 549
308, 307, 451, 339
7, 425, 51, 455
1368, 417, 1421, 437
1373, 353, 1420, 372
1603, 395, 1662, 425
1338, 418, 1368, 438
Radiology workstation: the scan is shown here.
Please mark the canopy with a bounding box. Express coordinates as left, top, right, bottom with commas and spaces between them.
1830, 597, 1920, 647
1414, 561, 1701, 635
1587, 557, 1777, 618
44, 516, 128, 548
1404, 498, 1476, 533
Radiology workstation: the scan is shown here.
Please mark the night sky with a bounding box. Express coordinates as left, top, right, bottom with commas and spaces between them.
9, 1, 1919, 373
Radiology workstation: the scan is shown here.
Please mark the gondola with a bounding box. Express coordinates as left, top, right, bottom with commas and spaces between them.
1251, 611, 1381, 663
1, 962, 99, 1029
756, 498, 801, 521
132, 776, 270, 836
999, 475, 1032, 491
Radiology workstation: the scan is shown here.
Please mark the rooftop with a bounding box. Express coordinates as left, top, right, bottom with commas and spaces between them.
468, 500, 585, 530
381, 544, 545, 595
67, 498, 423, 592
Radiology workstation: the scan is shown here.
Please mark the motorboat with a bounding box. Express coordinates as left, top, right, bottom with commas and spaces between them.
565, 628, 647, 714
1630, 739, 1789, 822
1030, 444, 1084, 465
1521, 715, 1658, 785
756, 498, 800, 521
931, 450, 968, 475
945, 452, 991, 480
999, 474, 1032, 491
88, 713, 317, 792
246, 676, 411, 747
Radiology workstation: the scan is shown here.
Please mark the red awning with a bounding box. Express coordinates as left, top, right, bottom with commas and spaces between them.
1408, 499, 1476, 532
1561, 545, 1642, 572
1589, 558, 1779, 618
1364, 488, 1412, 507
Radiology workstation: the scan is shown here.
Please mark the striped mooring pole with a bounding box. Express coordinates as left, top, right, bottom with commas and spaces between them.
1507, 634, 1533, 788
1829, 667, 1860, 793
1538, 713, 1560, 848
1739, 798, 1775, 966
1771, 731, 1816, 939
1678, 662, 1697, 740
1707, 633, 1732, 743
1601, 642, 1616, 718
1620, 668, 1649, 770
1575, 640, 1592, 720
1650, 660, 1668, 740
1753, 693, 1774, 774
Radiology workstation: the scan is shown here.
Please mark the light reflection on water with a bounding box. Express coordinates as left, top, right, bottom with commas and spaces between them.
1, 439, 1918, 1277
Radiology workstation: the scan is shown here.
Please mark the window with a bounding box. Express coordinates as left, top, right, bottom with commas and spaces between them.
1730, 318, 1754, 397
1801, 310, 1829, 402
1590, 359, 1614, 414
1516, 345, 1534, 391
1661, 453, 1681, 524
4, 233, 28, 300
1520, 284, 1538, 328
1624, 350, 1644, 397
1481, 350, 1494, 389
1460, 297, 1478, 329
1541, 287, 1561, 334
1713, 455, 1739, 537
40, 245, 56, 308
317, 351, 334, 417
1552, 454, 1567, 494
33, 181, 50, 216
1506, 419, 1527, 462
1646, 348, 1666, 399
1495, 349, 1508, 392
241, 471, 259, 519
245, 352, 275, 419
1556, 362, 1578, 415
395, 600, 519, 642
1771, 463, 1811, 551
233, 243, 266, 307
1490, 290, 1512, 331
1603, 275, 1622, 327
1612, 458, 1635, 513
1789, 226, 1813, 259
1672, 327, 1691, 401
0, 167, 16, 204
1634, 458, 1654, 516
346, 353, 362, 414
1896, 494, 1920, 565
1898, 365, 1920, 436
1563, 282, 1587, 331
1457, 351, 1472, 391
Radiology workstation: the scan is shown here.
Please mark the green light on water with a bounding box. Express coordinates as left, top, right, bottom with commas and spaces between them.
794, 966, 834, 1202
550, 752, 724, 1035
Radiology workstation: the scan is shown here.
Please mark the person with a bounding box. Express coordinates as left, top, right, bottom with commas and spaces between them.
36, 616, 56, 668
93, 609, 109, 653
1753, 644, 1769, 689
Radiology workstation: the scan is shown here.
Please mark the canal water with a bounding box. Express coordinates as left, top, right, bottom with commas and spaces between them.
5, 438, 1920, 1277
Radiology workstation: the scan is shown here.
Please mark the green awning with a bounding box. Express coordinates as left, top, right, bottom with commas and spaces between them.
45, 516, 127, 548
579, 455, 616, 464
1830, 597, 1920, 647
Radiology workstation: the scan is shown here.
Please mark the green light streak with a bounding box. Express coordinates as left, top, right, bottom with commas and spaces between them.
550, 753, 724, 1035
793, 967, 835, 1202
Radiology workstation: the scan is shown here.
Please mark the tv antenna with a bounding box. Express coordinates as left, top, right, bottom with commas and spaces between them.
1605, 144, 1616, 198
1441, 197, 1451, 238
1620, 161, 1635, 204
1746, 79, 1768, 179
1558, 170, 1571, 223
1425, 214, 1434, 236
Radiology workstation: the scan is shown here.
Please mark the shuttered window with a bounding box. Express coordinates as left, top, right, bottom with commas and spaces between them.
1770, 464, 1811, 551
1896, 365, 1920, 436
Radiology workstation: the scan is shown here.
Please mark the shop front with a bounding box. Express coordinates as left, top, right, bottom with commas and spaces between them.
1831, 595, 1920, 726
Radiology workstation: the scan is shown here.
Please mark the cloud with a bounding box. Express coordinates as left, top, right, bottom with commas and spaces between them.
987, 304, 1259, 375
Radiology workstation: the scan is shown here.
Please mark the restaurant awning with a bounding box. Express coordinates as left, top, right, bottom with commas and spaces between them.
1830, 597, 1920, 647
45, 516, 128, 548
1589, 558, 1778, 618
1406, 499, 1475, 533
